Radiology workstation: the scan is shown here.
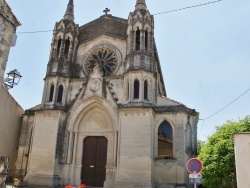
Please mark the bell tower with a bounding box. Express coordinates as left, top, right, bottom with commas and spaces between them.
41, 0, 79, 109
126, 0, 155, 71
123, 0, 161, 105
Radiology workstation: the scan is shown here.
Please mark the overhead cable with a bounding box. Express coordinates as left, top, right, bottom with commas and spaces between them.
153, 0, 223, 16
202, 88, 250, 121
198, 88, 250, 138
17, 30, 53, 34
16, 0, 224, 34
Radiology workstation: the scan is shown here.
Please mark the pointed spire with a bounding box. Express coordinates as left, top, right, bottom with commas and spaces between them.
64, 0, 74, 21
135, 0, 147, 10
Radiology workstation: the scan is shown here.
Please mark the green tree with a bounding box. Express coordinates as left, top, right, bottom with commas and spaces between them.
197, 140, 205, 155
198, 116, 250, 188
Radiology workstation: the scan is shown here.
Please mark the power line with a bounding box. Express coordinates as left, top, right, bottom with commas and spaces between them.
203, 88, 250, 121
16, 0, 224, 34
153, 0, 223, 16
17, 30, 53, 34
198, 88, 250, 138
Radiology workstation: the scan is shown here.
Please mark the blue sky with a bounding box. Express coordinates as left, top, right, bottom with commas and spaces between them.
5, 0, 250, 141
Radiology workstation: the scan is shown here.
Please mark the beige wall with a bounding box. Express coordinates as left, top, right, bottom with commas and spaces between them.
234, 133, 250, 188
0, 85, 23, 176
24, 110, 63, 187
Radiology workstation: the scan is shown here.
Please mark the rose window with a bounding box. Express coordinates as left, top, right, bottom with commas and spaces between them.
86, 48, 118, 76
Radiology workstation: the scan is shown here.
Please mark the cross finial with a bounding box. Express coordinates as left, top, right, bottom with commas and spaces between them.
103, 8, 110, 16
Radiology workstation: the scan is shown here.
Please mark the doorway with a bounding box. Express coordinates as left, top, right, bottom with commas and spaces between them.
81, 136, 108, 187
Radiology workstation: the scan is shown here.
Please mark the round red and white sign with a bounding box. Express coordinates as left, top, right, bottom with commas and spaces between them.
186, 158, 203, 174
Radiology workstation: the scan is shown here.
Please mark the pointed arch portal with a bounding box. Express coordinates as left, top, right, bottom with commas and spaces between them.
65, 98, 119, 186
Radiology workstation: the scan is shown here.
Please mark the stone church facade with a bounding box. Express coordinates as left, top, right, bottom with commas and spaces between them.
15, 0, 199, 187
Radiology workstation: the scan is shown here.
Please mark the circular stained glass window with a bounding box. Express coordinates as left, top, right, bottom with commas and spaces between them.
86, 48, 118, 76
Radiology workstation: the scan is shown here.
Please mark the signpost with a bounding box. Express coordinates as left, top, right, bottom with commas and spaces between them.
186, 158, 203, 188
189, 173, 202, 184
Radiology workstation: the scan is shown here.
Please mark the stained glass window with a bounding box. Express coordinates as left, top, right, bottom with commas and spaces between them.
86, 48, 118, 76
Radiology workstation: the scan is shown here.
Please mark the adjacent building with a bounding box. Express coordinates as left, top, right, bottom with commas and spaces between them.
234, 133, 250, 188
15, 0, 199, 187
0, 0, 20, 82
0, 0, 23, 179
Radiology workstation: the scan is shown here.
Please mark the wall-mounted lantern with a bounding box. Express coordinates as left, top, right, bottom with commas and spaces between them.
3, 69, 22, 90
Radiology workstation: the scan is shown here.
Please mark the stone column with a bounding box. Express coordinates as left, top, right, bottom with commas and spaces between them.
72, 40, 78, 62
59, 40, 65, 58
68, 40, 73, 62
67, 132, 74, 164
132, 30, 136, 52
149, 32, 154, 56
140, 30, 145, 52
72, 132, 78, 164
113, 131, 118, 166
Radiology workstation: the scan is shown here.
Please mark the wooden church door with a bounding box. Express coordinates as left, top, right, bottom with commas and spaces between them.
81, 136, 108, 187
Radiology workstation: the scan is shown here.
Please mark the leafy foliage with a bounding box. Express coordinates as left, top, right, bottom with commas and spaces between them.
198, 116, 250, 188
197, 140, 205, 155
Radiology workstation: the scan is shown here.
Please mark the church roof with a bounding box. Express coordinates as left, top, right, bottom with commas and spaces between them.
79, 14, 128, 44
24, 104, 42, 114
121, 103, 198, 115
154, 105, 198, 115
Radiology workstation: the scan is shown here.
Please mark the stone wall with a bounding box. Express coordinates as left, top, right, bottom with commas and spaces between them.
0, 0, 20, 82
0, 85, 23, 177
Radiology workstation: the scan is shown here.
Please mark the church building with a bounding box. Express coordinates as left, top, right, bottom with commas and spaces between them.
15, 0, 199, 187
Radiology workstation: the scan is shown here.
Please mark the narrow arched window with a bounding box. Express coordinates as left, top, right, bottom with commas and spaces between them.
57, 37, 62, 57
127, 82, 130, 101
49, 84, 54, 102
136, 29, 140, 51
57, 85, 64, 103
28, 127, 33, 154
144, 80, 148, 100
64, 37, 70, 59
158, 121, 173, 158
145, 30, 148, 51
134, 79, 140, 99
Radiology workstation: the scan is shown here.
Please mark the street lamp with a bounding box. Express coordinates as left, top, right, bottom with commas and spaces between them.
3, 69, 22, 89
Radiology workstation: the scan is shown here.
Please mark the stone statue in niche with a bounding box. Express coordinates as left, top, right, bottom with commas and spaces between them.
89, 65, 102, 93
90, 64, 102, 79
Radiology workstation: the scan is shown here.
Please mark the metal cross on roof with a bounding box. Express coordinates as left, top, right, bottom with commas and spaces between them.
103, 8, 110, 16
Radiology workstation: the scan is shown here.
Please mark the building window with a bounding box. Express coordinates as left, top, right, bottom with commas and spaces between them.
144, 80, 148, 100
57, 85, 64, 103
158, 121, 173, 158
49, 84, 54, 102
127, 81, 130, 101
136, 29, 140, 51
134, 79, 140, 99
64, 37, 70, 59
145, 30, 148, 51
57, 37, 62, 57
28, 127, 33, 154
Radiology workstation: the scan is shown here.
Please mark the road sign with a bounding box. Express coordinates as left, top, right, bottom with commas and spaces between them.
189, 173, 202, 179
186, 158, 203, 173
189, 177, 202, 184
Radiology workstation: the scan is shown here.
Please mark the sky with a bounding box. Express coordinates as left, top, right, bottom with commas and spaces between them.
5, 0, 250, 141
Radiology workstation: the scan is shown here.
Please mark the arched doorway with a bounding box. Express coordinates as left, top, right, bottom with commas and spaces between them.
81, 136, 108, 187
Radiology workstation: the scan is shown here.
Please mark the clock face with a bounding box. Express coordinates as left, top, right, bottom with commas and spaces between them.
86, 48, 118, 76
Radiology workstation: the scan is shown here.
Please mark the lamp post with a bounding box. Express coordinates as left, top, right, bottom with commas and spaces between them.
3, 69, 22, 89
